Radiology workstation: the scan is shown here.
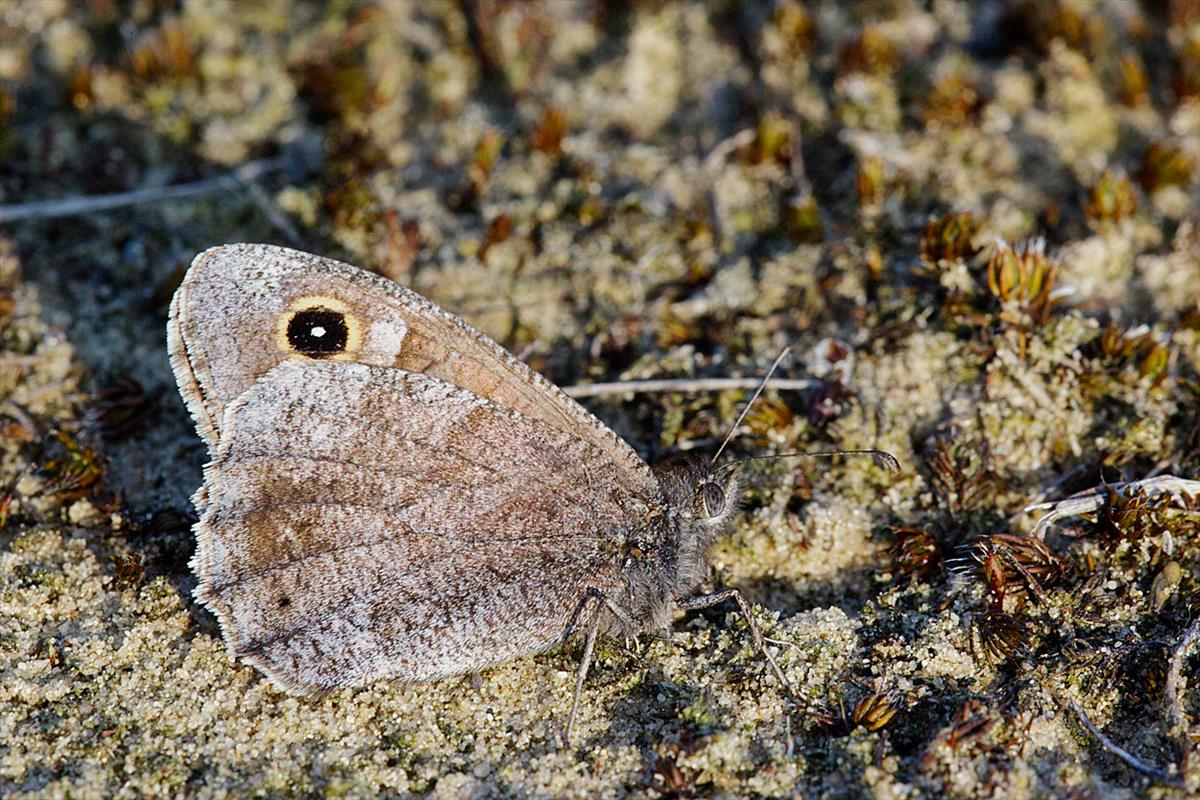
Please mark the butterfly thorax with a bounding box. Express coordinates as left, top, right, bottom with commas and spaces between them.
610, 458, 741, 635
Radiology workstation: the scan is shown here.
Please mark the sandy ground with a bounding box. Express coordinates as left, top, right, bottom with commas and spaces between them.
1, 1, 1199, 797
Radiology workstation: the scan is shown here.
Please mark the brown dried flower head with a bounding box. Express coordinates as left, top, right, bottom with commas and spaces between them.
966, 533, 1065, 603
111, 553, 145, 590
1084, 171, 1138, 226
41, 431, 104, 501
890, 527, 941, 577
926, 433, 995, 520
1093, 486, 1172, 544
1139, 142, 1194, 192
945, 699, 994, 752
970, 610, 1027, 662
852, 692, 899, 731
90, 375, 154, 438
530, 107, 567, 157
984, 238, 1062, 355
838, 26, 901, 75
127, 18, 196, 84
919, 212, 980, 266
922, 75, 983, 128
856, 156, 887, 209
1091, 323, 1171, 388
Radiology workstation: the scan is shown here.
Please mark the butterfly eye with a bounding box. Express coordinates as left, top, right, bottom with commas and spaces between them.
286, 307, 349, 358
696, 481, 726, 519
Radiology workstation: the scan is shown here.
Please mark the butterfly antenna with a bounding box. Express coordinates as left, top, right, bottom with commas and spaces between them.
712, 346, 792, 465
733, 449, 901, 473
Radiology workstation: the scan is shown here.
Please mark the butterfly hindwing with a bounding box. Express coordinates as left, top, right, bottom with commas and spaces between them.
195, 359, 644, 694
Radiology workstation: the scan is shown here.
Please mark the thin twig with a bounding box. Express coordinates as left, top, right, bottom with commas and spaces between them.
1067, 700, 1183, 787
702, 127, 757, 173
0, 400, 42, 440
1167, 618, 1200, 786
1025, 476, 1200, 539
1007, 462, 1093, 525
458, 0, 513, 103
701, 127, 756, 248
788, 116, 812, 200
246, 181, 306, 247
0, 157, 287, 223
562, 376, 815, 400
0, 355, 45, 367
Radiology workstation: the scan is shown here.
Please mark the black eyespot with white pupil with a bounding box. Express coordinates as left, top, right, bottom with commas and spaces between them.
697, 482, 726, 519
287, 307, 348, 358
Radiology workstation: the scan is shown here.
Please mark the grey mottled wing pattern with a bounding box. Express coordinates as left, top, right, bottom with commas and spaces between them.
167, 243, 654, 489
195, 359, 647, 695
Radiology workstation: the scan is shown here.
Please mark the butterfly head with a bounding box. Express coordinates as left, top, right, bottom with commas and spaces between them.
655, 457, 742, 536
632, 457, 743, 606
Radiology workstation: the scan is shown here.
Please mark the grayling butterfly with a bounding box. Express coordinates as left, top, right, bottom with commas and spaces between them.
168, 243, 896, 741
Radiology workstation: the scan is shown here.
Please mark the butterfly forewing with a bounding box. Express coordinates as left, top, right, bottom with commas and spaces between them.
168, 243, 653, 488
194, 360, 644, 694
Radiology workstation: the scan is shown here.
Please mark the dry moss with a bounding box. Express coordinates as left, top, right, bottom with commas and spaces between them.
2, 1, 1198, 797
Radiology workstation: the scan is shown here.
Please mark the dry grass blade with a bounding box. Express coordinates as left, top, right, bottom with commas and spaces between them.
0, 157, 286, 223
563, 377, 815, 399
1166, 618, 1200, 789
1026, 476, 1200, 539
1067, 700, 1184, 788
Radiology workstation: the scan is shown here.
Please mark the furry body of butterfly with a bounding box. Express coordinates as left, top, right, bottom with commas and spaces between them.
169, 243, 778, 738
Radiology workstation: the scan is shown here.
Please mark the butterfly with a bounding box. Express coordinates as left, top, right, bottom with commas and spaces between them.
168, 243, 894, 740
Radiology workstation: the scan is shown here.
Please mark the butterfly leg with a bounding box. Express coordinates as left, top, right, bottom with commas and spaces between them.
560, 587, 602, 642
564, 590, 603, 746
562, 586, 637, 637
561, 588, 642, 744
677, 589, 795, 699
